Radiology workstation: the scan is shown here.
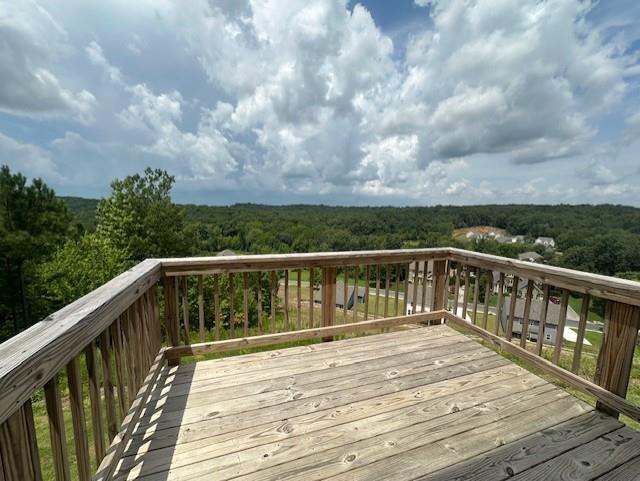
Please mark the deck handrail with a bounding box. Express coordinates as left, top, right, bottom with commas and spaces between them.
0, 248, 639, 480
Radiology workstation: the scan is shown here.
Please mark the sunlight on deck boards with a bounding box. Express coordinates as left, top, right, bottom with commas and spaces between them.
114, 325, 640, 481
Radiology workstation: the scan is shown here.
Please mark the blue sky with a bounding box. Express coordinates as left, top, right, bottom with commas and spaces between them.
1, 0, 639, 206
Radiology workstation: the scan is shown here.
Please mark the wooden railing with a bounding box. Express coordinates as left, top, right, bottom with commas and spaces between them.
0, 248, 639, 480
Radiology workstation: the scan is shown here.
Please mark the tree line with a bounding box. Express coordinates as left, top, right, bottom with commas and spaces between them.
2, 164, 640, 341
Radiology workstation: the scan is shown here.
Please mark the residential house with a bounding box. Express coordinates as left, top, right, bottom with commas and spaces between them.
535, 237, 556, 249
409, 261, 433, 284
499, 297, 580, 345
313, 281, 367, 310
518, 251, 543, 263
491, 272, 543, 300
405, 284, 434, 315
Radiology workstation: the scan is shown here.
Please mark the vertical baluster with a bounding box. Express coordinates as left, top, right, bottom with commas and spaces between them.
374, 265, 380, 319
482, 272, 491, 330
0, 400, 43, 481
343, 267, 349, 323
506, 275, 520, 342
228, 273, 235, 338
122, 312, 136, 402
364, 265, 370, 321
461, 267, 470, 320
130, 304, 143, 391
322, 267, 336, 341
384, 264, 390, 318
256, 272, 263, 334
309, 267, 315, 328
214, 274, 221, 341
494, 273, 505, 336
243, 272, 250, 337
198, 275, 205, 342
296, 269, 302, 330
536, 284, 550, 355
271, 271, 277, 333
453, 264, 461, 315
162, 276, 179, 349
85, 342, 105, 463
66, 357, 91, 481
420, 261, 428, 313
45, 376, 70, 481
111, 318, 127, 417
552, 289, 570, 365
411, 261, 420, 314
520, 280, 534, 348
402, 263, 409, 316
572, 294, 591, 373
594, 301, 640, 417
394, 264, 400, 316
471, 268, 480, 325
99, 329, 118, 440
181, 277, 190, 344
352, 265, 359, 323
284, 270, 289, 331
431, 260, 449, 323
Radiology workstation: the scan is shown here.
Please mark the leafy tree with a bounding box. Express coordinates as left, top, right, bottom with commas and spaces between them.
35, 234, 129, 311
95, 168, 187, 261
0, 165, 72, 334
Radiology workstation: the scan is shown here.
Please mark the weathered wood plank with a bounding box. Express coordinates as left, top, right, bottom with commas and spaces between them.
309, 267, 314, 329
111, 319, 127, 417
321, 267, 336, 341
506, 426, 640, 481
165, 311, 445, 360
125, 373, 554, 481
297, 269, 302, 330
243, 272, 249, 337
255, 272, 262, 334
283, 270, 289, 330
0, 259, 160, 425
494, 272, 505, 336
444, 311, 640, 422
416, 411, 622, 481
228, 273, 235, 337
536, 284, 550, 356
552, 289, 570, 365
593, 454, 640, 480
506, 275, 519, 341
94, 349, 167, 481
482, 271, 491, 329
161, 249, 448, 276
214, 274, 221, 341
595, 300, 640, 417
472, 268, 480, 325
520, 279, 534, 348
197, 275, 205, 342
99, 329, 118, 440
181, 276, 190, 343
44, 376, 70, 481
395, 264, 401, 316
119, 368, 541, 479
447, 248, 640, 307
85, 342, 106, 462
145, 340, 485, 415
270, 271, 277, 334
0, 400, 42, 481
138, 351, 512, 436
66, 357, 91, 481
384, 264, 390, 317
161, 327, 456, 387
462, 267, 470, 319
374, 264, 380, 319
453, 264, 461, 314
162, 275, 178, 348
364, 265, 370, 321
217, 388, 585, 481
352, 265, 359, 323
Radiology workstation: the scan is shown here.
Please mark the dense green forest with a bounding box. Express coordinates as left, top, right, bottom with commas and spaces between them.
2, 164, 640, 342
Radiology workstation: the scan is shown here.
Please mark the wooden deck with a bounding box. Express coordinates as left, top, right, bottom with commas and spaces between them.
113, 325, 640, 481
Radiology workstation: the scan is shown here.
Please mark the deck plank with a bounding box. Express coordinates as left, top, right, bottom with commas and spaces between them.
107, 326, 636, 481
416, 411, 623, 481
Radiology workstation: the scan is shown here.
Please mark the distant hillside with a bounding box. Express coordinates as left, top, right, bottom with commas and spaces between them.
60, 196, 99, 229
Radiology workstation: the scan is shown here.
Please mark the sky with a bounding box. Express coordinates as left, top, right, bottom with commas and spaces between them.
1, 0, 640, 206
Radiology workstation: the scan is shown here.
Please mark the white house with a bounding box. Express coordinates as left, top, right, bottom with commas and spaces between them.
535, 237, 556, 249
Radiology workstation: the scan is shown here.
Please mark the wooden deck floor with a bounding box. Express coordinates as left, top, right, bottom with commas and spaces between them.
113, 325, 640, 481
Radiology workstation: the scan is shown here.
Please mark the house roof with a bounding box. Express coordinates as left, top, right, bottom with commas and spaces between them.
217, 249, 237, 256
518, 251, 543, 262
536, 237, 555, 242
502, 297, 580, 325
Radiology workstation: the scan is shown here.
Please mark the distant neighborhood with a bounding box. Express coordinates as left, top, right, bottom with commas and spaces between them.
452, 226, 557, 264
